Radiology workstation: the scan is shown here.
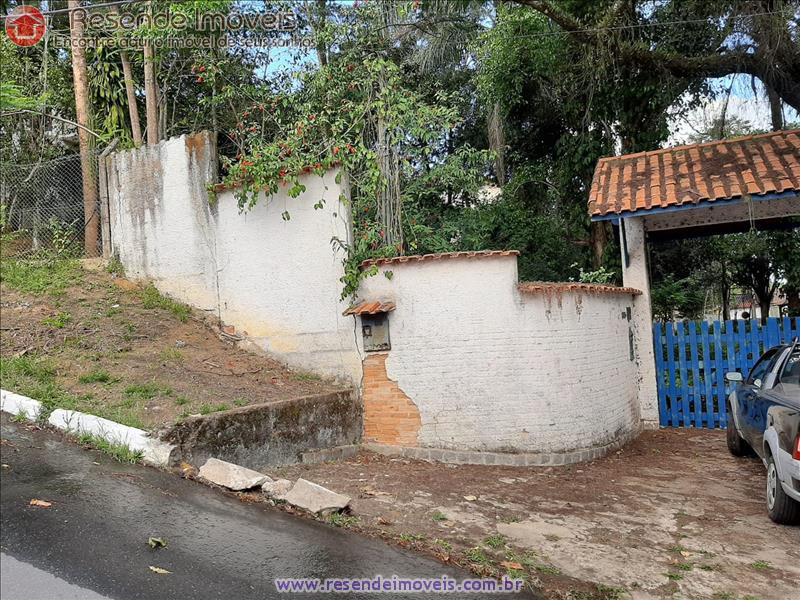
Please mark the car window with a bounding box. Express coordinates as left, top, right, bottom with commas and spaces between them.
779, 347, 800, 388
747, 348, 778, 386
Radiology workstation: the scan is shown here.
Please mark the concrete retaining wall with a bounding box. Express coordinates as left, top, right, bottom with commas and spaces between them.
162, 390, 361, 469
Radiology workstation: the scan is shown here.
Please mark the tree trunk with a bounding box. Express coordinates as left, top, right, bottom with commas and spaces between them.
759, 298, 771, 325
143, 3, 159, 145
590, 221, 608, 268
488, 103, 506, 186
120, 50, 143, 146
111, 6, 142, 147
720, 268, 730, 322
68, 0, 99, 257
311, 0, 328, 67
767, 85, 784, 131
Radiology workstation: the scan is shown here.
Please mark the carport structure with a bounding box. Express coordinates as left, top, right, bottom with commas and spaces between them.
588, 129, 800, 427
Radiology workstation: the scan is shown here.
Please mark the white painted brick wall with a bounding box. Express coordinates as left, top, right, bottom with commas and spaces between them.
359, 256, 641, 453
108, 133, 361, 383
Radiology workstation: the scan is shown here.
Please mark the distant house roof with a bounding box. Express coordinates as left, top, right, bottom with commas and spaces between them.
589, 129, 800, 218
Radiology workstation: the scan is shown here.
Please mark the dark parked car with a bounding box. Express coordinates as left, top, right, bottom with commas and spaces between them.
726, 341, 800, 525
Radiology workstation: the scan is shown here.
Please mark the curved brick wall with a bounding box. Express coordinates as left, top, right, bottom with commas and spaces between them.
357, 254, 643, 459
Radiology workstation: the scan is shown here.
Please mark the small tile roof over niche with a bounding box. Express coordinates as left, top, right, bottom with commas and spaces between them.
343, 301, 396, 316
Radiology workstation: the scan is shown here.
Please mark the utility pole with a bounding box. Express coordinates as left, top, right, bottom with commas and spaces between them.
68, 0, 99, 257
143, 1, 159, 145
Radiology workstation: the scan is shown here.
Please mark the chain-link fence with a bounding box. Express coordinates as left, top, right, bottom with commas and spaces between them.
1, 153, 98, 259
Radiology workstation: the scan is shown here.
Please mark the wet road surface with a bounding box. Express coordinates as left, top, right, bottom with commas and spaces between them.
0, 417, 537, 599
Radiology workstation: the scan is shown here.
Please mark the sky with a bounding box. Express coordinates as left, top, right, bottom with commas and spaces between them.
668, 76, 799, 146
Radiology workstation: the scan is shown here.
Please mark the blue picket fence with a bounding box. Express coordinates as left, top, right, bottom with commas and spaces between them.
653, 317, 800, 429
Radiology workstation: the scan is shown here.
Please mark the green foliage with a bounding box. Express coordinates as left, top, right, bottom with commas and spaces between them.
483, 534, 508, 549
124, 382, 172, 400
0, 80, 39, 110
140, 284, 191, 322
76, 433, 143, 464
42, 311, 72, 329
0, 258, 81, 296
572, 264, 617, 285
651, 276, 704, 322
0, 355, 78, 415
78, 369, 115, 384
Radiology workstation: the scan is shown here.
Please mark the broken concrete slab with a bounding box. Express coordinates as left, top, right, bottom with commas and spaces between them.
262, 478, 293, 497
279, 478, 350, 514
198, 458, 268, 490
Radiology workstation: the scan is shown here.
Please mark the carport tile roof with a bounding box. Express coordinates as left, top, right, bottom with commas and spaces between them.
589, 129, 800, 217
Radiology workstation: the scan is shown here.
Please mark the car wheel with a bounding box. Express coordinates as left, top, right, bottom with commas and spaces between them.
766, 454, 800, 525
726, 405, 750, 456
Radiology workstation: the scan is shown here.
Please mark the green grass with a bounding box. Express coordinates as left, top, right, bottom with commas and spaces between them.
42, 311, 72, 328
174, 396, 189, 406
464, 546, 491, 565
124, 382, 172, 400
0, 356, 145, 429
11, 410, 29, 423
398, 532, 426, 543
141, 284, 191, 322
76, 433, 143, 464
432, 538, 452, 551
432, 510, 448, 522
159, 348, 183, 362
0, 355, 78, 415
199, 403, 230, 415
107, 256, 125, 277
233, 397, 248, 407
292, 371, 321, 382
750, 560, 771, 570
595, 585, 627, 600
78, 369, 114, 384
326, 513, 359, 528
712, 593, 734, 600
483, 533, 507, 549
0, 258, 81, 296
676, 562, 693, 571
664, 572, 683, 581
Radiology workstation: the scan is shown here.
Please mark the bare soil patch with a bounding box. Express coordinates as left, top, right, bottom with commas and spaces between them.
0, 259, 344, 430
272, 430, 799, 600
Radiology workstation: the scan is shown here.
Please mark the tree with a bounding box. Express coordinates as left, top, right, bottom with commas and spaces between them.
512, 0, 800, 112
731, 230, 800, 324
68, 0, 99, 257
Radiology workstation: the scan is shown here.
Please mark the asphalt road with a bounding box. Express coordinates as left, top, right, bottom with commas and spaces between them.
0, 416, 537, 600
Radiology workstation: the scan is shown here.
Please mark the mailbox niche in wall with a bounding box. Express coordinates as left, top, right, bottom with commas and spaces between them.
362, 312, 391, 352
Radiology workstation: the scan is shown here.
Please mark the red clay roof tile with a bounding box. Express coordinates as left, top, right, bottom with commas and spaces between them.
589, 129, 800, 217
343, 301, 396, 316
360, 250, 519, 269
518, 282, 642, 296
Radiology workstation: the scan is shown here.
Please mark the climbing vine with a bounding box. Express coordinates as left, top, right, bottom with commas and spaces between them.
218, 3, 471, 298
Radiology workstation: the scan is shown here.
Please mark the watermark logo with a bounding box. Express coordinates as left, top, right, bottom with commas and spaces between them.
5, 5, 46, 47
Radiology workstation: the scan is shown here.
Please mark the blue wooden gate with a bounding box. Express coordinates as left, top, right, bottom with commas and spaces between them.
653, 317, 800, 429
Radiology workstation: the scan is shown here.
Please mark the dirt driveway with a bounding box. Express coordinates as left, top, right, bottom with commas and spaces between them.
275, 430, 799, 599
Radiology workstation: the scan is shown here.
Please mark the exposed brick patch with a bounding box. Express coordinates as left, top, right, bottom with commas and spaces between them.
362, 353, 420, 446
